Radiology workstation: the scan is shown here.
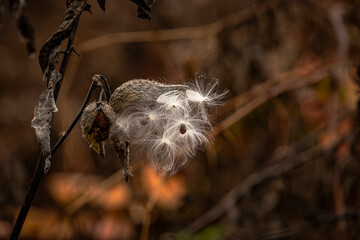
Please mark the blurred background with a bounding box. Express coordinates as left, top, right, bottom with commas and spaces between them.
1, 0, 360, 239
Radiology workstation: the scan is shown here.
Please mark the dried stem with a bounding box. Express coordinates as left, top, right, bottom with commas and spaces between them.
9, 2, 89, 239
54, 21, 79, 101
9, 154, 45, 240
51, 79, 102, 156
9, 79, 101, 240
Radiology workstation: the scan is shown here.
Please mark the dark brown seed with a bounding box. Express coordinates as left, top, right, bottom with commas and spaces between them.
94, 110, 109, 129
179, 124, 186, 134
140, 116, 150, 125
92, 109, 110, 141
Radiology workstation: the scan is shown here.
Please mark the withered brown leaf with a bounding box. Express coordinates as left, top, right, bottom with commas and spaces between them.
97, 0, 106, 12
39, 0, 89, 73
130, 0, 153, 20
31, 71, 61, 173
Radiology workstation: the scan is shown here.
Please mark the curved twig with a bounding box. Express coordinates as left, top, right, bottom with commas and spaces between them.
97, 74, 112, 102
51, 78, 103, 156
9, 78, 101, 240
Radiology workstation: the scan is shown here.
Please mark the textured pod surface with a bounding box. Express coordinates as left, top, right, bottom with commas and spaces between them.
108, 78, 226, 174
80, 101, 116, 157
110, 79, 188, 114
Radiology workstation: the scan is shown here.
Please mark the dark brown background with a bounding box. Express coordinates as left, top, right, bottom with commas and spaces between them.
1, 0, 360, 239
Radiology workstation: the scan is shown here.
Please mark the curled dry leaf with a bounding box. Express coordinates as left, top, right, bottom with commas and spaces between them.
39, 0, 89, 73
97, 0, 106, 12
130, 0, 154, 20
31, 71, 61, 173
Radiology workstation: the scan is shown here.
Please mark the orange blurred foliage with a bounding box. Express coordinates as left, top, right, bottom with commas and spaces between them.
142, 168, 186, 210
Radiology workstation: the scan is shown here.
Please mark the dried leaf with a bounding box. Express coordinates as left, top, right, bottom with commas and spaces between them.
9, 0, 35, 55
32, 1, 88, 174
112, 137, 132, 182
31, 89, 56, 172
84, 2, 92, 14
39, 0, 88, 73
42, 46, 60, 83
130, 0, 152, 20
97, 0, 106, 12
31, 71, 61, 173
66, 0, 71, 8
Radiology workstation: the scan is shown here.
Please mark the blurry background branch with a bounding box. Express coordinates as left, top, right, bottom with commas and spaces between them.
78, 0, 281, 52
254, 208, 360, 240
214, 57, 351, 135
184, 129, 350, 235
2, 0, 360, 239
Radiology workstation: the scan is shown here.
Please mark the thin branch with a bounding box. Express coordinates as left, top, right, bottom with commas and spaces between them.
140, 174, 164, 240
98, 75, 111, 102
9, 154, 45, 240
183, 132, 349, 235
54, 9, 81, 101
78, 0, 282, 52
213, 58, 349, 136
253, 209, 360, 240
51, 76, 104, 156
65, 169, 125, 215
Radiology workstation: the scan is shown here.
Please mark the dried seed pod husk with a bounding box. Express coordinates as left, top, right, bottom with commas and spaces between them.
80, 101, 115, 157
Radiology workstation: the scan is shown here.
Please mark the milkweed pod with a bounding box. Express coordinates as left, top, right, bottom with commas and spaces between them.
80, 101, 116, 157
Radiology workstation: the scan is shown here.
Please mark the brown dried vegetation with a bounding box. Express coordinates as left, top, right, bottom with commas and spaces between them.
2, 0, 360, 239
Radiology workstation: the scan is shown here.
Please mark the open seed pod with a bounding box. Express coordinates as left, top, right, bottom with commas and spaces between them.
80, 101, 116, 157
